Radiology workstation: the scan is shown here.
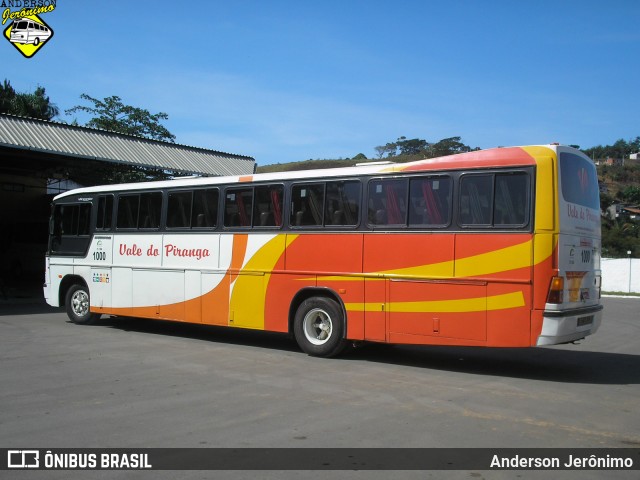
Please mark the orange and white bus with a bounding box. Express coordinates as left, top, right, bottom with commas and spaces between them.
44, 144, 603, 357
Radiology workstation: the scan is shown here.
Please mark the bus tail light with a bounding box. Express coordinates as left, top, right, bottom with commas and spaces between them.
547, 276, 564, 304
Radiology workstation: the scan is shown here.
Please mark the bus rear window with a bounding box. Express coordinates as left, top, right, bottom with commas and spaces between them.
560, 153, 599, 209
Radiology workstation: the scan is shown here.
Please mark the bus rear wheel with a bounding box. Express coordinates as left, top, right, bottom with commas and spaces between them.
293, 297, 347, 357
65, 284, 101, 325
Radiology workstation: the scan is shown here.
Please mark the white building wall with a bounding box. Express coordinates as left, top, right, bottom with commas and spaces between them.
601, 257, 640, 293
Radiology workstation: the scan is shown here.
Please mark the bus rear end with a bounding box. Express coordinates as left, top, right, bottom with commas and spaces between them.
538, 147, 603, 345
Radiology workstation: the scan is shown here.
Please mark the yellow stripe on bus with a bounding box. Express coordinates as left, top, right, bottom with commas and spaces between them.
345, 291, 525, 313
315, 238, 553, 282
453, 240, 532, 277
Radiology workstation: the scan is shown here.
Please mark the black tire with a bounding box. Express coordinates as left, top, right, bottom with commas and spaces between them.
65, 284, 101, 325
293, 296, 348, 357
34, 38, 40, 46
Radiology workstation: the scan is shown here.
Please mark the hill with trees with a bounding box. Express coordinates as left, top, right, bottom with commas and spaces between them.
590, 138, 640, 258
257, 136, 478, 173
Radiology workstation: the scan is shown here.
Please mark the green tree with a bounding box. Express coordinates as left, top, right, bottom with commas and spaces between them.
396, 136, 428, 155
65, 93, 178, 183
583, 137, 640, 161
619, 186, 640, 204
0, 79, 59, 120
374, 142, 398, 158
65, 94, 176, 143
428, 136, 469, 157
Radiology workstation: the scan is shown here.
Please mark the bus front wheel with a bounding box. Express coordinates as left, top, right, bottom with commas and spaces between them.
65, 284, 101, 325
293, 297, 347, 358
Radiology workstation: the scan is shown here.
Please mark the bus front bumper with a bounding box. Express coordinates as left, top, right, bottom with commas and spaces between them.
536, 304, 604, 346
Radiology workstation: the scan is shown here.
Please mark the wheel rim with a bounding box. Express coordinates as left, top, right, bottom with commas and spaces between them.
302, 308, 333, 345
71, 290, 89, 318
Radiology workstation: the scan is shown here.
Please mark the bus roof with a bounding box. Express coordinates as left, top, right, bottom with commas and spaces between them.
52, 144, 572, 201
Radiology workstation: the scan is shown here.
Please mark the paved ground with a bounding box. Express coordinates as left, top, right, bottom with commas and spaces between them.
0, 297, 638, 479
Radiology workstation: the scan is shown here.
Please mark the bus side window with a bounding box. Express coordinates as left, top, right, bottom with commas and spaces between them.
224, 188, 253, 228
78, 204, 91, 235
253, 185, 283, 227
138, 192, 162, 229
459, 175, 493, 226
117, 194, 139, 229
325, 180, 360, 226
192, 188, 218, 228
167, 191, 193, 228
290, 183, 324, 227
408, 176, 451, 226
368, 178, 408, 226
494, 173, 528, 226
96, 195, 113, 231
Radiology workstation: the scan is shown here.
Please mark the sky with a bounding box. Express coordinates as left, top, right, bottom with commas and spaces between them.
2, 0, 640, 166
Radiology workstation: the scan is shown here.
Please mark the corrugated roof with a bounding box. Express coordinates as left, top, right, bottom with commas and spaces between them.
0, 114, 255, 176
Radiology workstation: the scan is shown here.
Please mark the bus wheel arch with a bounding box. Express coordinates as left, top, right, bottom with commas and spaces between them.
290, 288, 348, 357
60, 275, 101, 325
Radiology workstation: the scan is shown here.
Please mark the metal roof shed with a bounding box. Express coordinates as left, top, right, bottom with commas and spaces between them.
0, 113, 255, 177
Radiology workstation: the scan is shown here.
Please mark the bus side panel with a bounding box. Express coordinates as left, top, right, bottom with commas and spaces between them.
454, 234, 534, 282
362, 278, 387, 341
363, 233, 455, 277
485, 282, 532, 346
362, 233, 455, 342
91, 268, 112, 309
285, 234, 363, 275
184, 270, 202, 323
201, 273, 230, 326
454, 234, 534, 346
229, 234, 287, 330
388, 280, 487, 342
111, 267, 133, 315
131, 270, 185, 321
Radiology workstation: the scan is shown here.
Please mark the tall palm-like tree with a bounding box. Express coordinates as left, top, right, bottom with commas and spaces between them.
0, 79, 59, 120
